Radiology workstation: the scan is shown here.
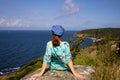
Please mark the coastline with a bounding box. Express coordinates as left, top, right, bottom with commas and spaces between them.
2, 28, 120, 80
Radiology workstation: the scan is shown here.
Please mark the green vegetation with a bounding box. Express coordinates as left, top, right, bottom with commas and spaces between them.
2, 57, 43, 80
72, 28, 120, 80
91, 40, 119, 80
71, 38, 120, 80
76, 28, 120, 40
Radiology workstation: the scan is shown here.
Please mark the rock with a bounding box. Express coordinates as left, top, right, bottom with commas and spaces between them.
20, 65, 95, 80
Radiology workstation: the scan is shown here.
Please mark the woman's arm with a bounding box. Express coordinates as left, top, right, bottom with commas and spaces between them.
32, 42, 52, 78
39, 62, 47, 76
31, 62, 47, 78
63, 42, 84, 79
68, 60, 85, 79
68, 60, 76, 74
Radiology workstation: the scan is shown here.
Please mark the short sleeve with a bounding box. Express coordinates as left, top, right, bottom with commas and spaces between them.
43, 41, 52, 64
63, 42, 72, 64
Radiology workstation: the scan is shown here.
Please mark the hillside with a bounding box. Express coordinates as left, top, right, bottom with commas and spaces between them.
71, 28, 120, 80
76, 28, 120, 40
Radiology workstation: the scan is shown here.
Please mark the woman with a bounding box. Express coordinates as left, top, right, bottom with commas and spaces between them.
32, 25, 84, 79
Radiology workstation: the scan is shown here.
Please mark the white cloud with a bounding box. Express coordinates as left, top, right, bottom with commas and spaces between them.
0, 18, 5, 24
6, 19, 22, 27
0, 18, 25, 27
62, 0, 79, 14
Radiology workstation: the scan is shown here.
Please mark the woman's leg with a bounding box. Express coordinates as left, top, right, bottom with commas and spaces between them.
68, 60, 85, 79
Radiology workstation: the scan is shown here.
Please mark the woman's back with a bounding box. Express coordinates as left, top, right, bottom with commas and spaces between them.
43, 41, 72, 70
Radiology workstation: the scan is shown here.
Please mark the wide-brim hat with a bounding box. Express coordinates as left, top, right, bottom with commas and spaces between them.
51, 25, 64, 36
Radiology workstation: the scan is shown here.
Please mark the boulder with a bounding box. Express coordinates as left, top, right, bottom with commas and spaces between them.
21, 65, 95, 80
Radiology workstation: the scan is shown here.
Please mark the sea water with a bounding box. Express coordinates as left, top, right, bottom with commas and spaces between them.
0, 30, 76, 75
0, 30, 95, 75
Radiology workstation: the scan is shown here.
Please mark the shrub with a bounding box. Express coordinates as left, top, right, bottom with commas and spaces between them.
74, 53, 96, 66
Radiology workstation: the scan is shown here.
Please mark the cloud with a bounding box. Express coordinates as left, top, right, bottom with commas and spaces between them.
0, 18, 5, 24
55, 0, 80, 19
0, 18, 24, 27
6, 19, 22, 27
62, 0, 79, 14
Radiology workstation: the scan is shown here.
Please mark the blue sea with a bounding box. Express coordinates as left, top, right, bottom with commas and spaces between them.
0, 30, 95, 75
0, 30, 76, 75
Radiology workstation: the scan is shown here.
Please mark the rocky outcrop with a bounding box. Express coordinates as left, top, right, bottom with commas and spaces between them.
21, 65, 95, 80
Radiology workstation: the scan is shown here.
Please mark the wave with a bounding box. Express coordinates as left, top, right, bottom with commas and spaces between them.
0, 67, 20, 76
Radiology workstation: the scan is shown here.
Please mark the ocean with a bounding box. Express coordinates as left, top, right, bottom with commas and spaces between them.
0, 30, 76, 75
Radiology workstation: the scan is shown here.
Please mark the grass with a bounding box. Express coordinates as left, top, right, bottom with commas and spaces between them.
73, 47, 96, 66
91, 40, 120, 80
2, 57, 43, 80
74, 53, 96, 66
72, 37, 120, 80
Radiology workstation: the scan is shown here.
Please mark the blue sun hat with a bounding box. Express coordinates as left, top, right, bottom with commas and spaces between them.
51, 25, 64, 36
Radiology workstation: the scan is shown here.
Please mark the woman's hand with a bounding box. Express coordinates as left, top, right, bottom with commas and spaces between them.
31, 62, 47, 78
74, 72, 85, 79
31, 73, 41, 78
68, 60, 85, 79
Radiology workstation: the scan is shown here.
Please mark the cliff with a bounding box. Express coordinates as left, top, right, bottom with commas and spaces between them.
21, 65, 95, 80
2, 28, 120, 80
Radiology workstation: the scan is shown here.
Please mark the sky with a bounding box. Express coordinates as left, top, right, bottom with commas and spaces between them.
0, 0, 120, 30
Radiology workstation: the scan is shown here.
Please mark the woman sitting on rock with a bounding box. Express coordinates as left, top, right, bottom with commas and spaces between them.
32, 25, 84, 79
